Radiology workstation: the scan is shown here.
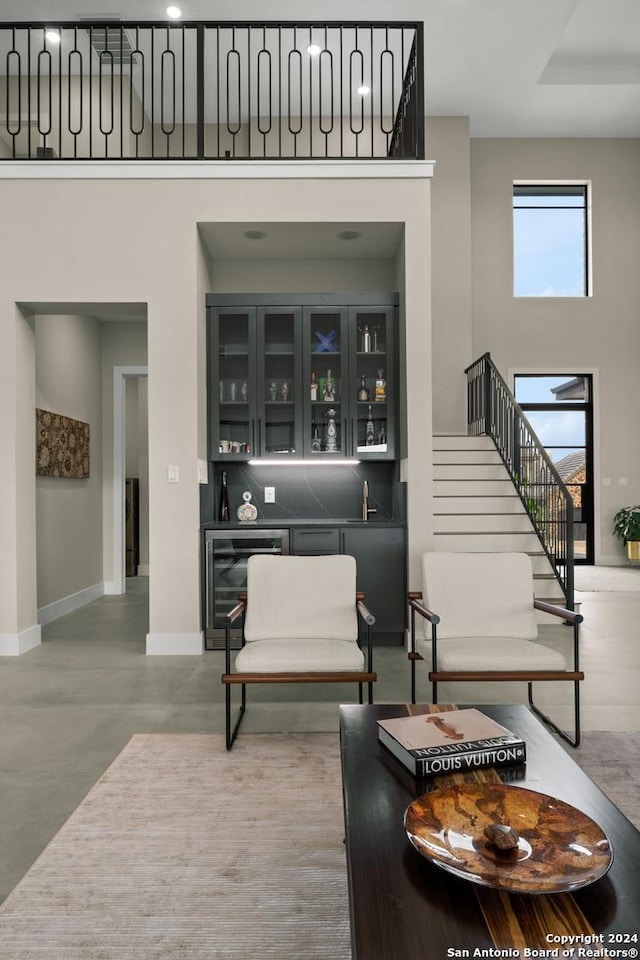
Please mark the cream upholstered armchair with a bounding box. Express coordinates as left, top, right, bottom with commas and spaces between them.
222, 554, 376, 749
408, 552, 584, 746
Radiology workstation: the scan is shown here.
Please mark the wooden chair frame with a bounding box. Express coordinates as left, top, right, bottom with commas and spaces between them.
408, 592, 584, 747
222, 592, 376, 749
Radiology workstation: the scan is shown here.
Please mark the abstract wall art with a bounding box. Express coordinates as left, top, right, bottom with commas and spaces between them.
36, 409, 90, 479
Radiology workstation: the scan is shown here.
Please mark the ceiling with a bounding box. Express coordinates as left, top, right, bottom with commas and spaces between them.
198, 222, 405, 261
1, 0, 638, 138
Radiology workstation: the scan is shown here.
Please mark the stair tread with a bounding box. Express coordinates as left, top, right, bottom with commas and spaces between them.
434, 530, 538, 535
434, 512, 527, 516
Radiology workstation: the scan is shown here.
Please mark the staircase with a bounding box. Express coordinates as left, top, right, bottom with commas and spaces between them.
433, 435, 566, 610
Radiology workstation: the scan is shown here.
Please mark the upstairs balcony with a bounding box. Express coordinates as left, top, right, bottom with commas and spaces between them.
0, 21, 424, 162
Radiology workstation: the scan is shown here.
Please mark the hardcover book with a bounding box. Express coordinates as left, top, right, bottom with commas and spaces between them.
377, 708, 526, 777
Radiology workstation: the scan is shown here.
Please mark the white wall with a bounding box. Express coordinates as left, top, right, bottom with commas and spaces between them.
211, 257, 396, 292
469, 138, 640, 563
101, 322, 148, 585
427, 117, 473, 435
35, 315, 103, 609
125, 375, 150, 574
0, 172, 432, 653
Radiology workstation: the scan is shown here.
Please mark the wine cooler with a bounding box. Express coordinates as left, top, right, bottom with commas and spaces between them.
203, 529, 290, 650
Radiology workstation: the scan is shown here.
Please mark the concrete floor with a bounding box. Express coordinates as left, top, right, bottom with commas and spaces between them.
0, 576, 638, 903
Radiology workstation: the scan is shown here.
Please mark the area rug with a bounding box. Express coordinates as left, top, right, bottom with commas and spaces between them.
0, 731, 637, 960
0, 733, 351, 960
574, 564, 640, 592
571, 730, 640, 829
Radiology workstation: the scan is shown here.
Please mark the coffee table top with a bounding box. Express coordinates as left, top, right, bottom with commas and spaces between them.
339, 704, 640, 959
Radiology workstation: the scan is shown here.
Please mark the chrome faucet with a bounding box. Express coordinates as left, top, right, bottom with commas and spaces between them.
361, 480, 377, 522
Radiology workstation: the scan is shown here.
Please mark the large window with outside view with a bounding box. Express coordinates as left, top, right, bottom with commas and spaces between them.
513, 184, 590, 297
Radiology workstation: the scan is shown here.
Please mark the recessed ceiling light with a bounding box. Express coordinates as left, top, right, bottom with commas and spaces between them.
166, 5, 182, 18
337, 230, 361, 241
45, 29, 61, 43
243, 229, 267, 240
307, 44, 322, 56
357, 84, 370, 97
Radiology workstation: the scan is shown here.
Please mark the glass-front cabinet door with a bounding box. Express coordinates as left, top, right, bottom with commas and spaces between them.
256, 307, 302, 458
303, 306, 348, 458
349, 306, 396, 459
209, 306, 256, 460
209, 296, 397, 462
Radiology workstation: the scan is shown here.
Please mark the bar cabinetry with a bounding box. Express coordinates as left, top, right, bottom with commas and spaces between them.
203, 528, 290, 649
207, 294, 398, 462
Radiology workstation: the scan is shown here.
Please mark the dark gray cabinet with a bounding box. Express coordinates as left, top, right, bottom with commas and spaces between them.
208, 303, 303, 461
207, 294, 398, 462
341, 527, 406, 643
288, 524, 405, 643
291, 527, 341, 554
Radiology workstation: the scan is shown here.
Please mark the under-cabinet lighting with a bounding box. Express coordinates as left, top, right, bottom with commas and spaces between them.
45, 29, 61, 43
356, 84, 370, 97
248, 459, 361, 467
166, 5, 182, 18
307, 44, 322, 56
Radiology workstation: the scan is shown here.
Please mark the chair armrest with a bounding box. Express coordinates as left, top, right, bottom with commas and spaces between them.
534, 599, 583, 624
226, 598, 247, 625
408, 596, 440, 624
356, 599, 375, 626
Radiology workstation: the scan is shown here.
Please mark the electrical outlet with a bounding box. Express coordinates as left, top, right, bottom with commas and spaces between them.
264, 486, 276, 503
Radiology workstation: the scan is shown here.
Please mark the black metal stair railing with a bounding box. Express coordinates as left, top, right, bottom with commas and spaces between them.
0, 20, 424, 161
465, 352, 575, 609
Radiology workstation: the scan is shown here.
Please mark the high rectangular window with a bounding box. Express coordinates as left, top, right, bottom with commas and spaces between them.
513, 184, 590, 297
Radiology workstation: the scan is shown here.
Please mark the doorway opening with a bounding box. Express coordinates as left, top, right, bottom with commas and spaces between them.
112, 366, 148, 594
514, 373, 594, 564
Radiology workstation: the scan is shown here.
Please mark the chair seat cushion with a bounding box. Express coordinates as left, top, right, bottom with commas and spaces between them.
235, 637, 365, 673
435, 636, 568, 672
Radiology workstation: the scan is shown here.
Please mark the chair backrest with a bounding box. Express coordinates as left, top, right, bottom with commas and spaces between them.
421, 552, 538, 640
244, 554, 358, 643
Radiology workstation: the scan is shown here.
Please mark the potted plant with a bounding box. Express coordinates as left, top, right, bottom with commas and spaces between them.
612, 505, 640, 562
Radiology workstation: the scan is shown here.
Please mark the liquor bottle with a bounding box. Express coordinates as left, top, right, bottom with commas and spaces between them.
325, 408, 338, 452
357, 375, 370, 401
218, 470, 230, 522
310, 371, 318, 401
375, 369, 386, 402
366, 406, 375, 445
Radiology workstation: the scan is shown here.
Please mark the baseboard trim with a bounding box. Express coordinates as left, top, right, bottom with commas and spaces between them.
0, 624, 42, 656
38, 582, 105, 625
146, 632, 204, 655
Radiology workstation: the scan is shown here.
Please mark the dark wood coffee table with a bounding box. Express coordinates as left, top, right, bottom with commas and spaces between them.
339, 704, 640, 959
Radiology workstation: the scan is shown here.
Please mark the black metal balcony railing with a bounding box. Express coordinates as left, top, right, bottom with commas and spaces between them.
0, 21, 424, 161
466, 353, 575, 610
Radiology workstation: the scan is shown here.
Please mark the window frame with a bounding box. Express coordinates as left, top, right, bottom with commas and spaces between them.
512, 180, 593, 298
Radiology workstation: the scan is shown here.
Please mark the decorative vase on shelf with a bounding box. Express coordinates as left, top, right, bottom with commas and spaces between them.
323, 370, 336, 401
